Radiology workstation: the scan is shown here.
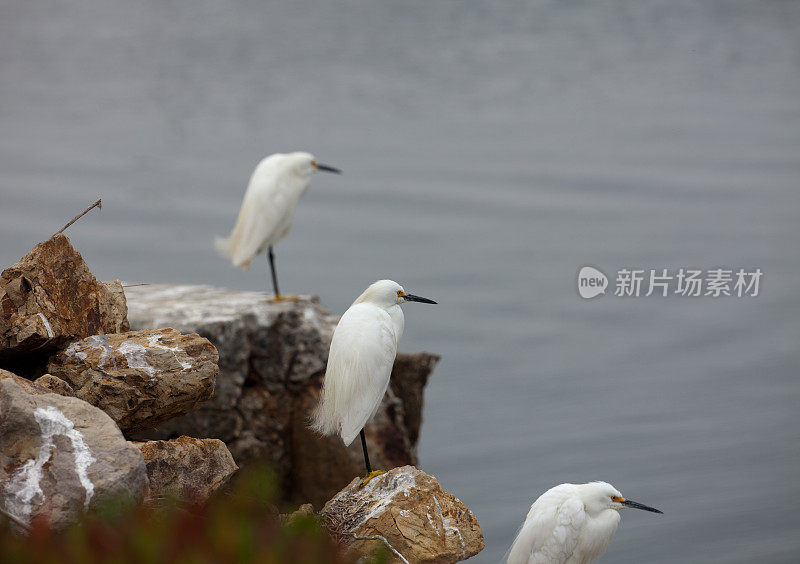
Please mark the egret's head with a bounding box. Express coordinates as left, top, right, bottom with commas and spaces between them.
354, 280, 437, 309
579, 482, 662, 516
285, 152, 341, 177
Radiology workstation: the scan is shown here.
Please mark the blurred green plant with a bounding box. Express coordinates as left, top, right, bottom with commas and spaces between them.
0, 465, 387, 564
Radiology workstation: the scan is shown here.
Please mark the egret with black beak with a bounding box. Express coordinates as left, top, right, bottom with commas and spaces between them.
507, 481, 662, 564
215, 151, 340, 299
311, 280, 436, 482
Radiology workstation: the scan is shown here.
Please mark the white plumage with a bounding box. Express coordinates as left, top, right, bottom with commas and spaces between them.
507, 482, 662, 564
312, 280, 436, 449
215, 150, 340, 300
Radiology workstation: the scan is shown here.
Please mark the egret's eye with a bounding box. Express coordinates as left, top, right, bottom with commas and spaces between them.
397, 290, 403, 297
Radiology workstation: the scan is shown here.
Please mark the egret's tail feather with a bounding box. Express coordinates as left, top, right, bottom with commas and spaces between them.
214, 235, 232, 259
215, 235, 253, 270
340, 426, 359, 447
310, 393, 344, 442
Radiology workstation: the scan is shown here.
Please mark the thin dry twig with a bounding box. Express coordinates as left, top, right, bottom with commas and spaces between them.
353, 534, 409, 564
53, 199, 102, 237
0, 506, 31, 533
121, 283, 151, 288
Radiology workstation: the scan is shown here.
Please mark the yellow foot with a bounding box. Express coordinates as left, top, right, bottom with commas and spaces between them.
269, 294, 301, 303
360, 470, 387, 487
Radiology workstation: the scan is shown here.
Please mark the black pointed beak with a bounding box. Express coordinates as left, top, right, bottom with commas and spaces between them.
315, 163, 341, 174
403, 294, 437, 304
621, 499, 663, 514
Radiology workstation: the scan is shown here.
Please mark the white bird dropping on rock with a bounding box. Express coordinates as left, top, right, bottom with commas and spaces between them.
311, 280, 436, 479
215, 151, 340, 300
506, 481, 662, 564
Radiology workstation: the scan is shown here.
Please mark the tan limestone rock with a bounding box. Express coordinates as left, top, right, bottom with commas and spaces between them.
47, 328, 218, 432
0, 372, 147, 529
320, 466, 484, 563
0, 234, 128, 359
133, 436, 237, 502
32, 374, 75, 396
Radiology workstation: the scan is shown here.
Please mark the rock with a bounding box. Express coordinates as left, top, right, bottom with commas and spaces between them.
103, 280, 128, 324
0, 368, 48, 395
0, 234, 129, 361
320, 466, 484, 564
46, 328, 218, 433
388, 353, 439, 450
124, 284, 439, 507
0, 370, 147, 529
133, 436, 237, 503
284, 503, 315, 526
32, 374, 75, 396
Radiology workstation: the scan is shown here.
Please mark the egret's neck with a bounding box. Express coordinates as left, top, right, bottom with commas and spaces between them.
387, 304, 404, 343
294, 174, 313, 197
579, 510, 620, 560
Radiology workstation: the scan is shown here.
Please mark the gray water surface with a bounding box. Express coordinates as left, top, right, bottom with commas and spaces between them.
2, 1, 799, 562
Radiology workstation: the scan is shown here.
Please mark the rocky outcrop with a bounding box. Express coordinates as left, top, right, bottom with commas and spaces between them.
125, 284, 439, 507
133, 436, 237, 503
0, 370, 147, 529
0, 233, 477, 559
0, 237, 235, 533
0, 234, 128, 361
46, 328, 218, 432
321, 466, 484, 563
0, 233, 479, 556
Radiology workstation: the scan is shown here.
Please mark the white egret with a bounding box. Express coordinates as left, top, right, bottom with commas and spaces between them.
311, 280, 436, 480
507, 481, 662, 564
215, 151, 340, 299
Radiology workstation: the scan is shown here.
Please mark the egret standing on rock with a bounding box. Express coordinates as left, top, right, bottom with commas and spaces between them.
506, 481, 662, 564
311, 280, 436, 481
215, 151, 340, 300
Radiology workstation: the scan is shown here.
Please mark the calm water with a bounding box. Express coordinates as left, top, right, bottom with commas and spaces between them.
2, 1, 799, 561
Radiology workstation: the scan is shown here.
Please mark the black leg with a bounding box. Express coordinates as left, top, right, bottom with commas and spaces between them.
267, 246, 280, 299
360, 428, 372, 474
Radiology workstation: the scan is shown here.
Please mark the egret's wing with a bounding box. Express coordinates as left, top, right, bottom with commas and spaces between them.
316, 303, 398, 446
507, 485, 585, 564
216, 157, 296, 269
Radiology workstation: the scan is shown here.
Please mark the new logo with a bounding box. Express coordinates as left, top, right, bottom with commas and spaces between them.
577, 266, 608, 299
